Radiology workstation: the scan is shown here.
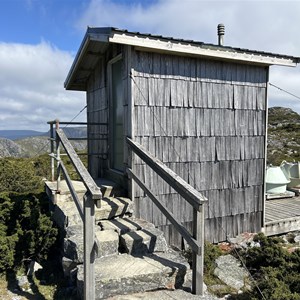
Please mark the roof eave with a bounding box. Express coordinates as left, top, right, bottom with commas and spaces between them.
64, 28, 111, 90
108, 31, 298, 67
65, 27, 299, 91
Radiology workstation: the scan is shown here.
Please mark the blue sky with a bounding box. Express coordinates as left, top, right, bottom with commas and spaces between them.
0, 0, 300, 131
1, 0, 89, 51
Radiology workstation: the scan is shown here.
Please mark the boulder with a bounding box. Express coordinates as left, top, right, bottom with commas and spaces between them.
214, 255, 249, 291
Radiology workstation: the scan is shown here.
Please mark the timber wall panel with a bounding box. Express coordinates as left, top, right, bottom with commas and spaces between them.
86, 54, 109, 178
131, 50, 267, 245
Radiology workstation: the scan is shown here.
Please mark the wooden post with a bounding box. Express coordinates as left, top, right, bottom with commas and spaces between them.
192, 204, 204, 295
84, 192, 95, 300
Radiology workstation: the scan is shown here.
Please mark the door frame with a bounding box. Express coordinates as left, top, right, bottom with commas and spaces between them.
106, 54, 126, 185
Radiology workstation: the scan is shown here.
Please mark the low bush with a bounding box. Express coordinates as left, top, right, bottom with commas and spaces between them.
0, 192, 58, 273
234, 233, 300, 300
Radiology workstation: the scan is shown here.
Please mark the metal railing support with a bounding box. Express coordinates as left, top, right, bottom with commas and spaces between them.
84, 191, 95, 300
55, 119, 61, 193
50, 122, 55, 181
192, 205, 205, 295
47, 121, 102, 300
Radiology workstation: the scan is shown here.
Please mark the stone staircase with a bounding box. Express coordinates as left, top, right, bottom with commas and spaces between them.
45, 180, 190, 300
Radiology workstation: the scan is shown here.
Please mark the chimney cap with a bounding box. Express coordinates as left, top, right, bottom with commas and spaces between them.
217, 24, 225, 46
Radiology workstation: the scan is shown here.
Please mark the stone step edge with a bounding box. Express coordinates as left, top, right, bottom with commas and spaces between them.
77, 251, 190, 299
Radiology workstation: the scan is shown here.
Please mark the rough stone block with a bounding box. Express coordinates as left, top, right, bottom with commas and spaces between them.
77, 251, 189, 299
95, 230, 119, 257
45, 180, 86, 203
100, 217, 155, 235
95, 178, 126, 198
95, 197, 133, 220
64, 226, 118, 262
120, 227, 168, 255
52, 201, 83, 229
64, 234, 84, 263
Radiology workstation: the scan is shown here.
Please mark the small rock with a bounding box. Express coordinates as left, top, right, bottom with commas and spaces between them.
209, 284, 228, 293
294, 235, 300, 244
287, 246, 300, 253
65, 224, 83, 238
27, 260, 43, 276
218, 242, 233, 252
228, 232, 257, 249
17, 275, 30, 292
62, 256, 78, 277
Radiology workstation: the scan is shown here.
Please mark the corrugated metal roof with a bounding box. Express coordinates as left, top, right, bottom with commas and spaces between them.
65, 27, 300, 91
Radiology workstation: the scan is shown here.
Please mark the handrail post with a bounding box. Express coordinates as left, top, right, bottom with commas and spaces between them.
192, 204, 205, 295
84, 191, 95, 300
50, 122, 55, 181
55, 119, 61, 193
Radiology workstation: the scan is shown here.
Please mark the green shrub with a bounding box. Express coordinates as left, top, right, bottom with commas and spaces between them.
234, 233, 300, 299
0, 157, 44, 193
204, 241, 222, 275
0, 192, 58, 273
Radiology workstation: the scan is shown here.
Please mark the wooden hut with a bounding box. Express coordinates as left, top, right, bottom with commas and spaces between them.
65, 27, 299, 245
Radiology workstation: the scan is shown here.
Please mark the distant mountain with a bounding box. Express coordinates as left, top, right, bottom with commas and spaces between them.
0, 138, 25, 157
60, 127, 87, 139
0, 127, 87, 158
0, 127, 87, 141
0, 130, 47, 140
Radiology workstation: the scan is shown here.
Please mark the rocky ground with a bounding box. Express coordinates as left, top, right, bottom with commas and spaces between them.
267, 107, 300, 165
3, 230, 300, 300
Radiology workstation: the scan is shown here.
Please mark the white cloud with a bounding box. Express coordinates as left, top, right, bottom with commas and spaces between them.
0, 41, 86, 131
76, 0, 300, 114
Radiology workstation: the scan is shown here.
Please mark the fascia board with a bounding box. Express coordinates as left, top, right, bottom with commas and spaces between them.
108, 33, 297, 67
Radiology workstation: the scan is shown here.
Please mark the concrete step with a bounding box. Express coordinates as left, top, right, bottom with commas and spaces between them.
77, 250, 189, 299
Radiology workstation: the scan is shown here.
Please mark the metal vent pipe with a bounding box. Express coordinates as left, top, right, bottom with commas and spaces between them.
218, 24, 225, 46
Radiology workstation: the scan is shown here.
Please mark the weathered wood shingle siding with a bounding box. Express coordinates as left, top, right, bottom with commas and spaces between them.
131, 50, 267, 244
87, 57, 108, 178
87, 44, 129, 178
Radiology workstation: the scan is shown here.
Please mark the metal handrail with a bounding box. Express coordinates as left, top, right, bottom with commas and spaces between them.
127, 137, 207, 295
